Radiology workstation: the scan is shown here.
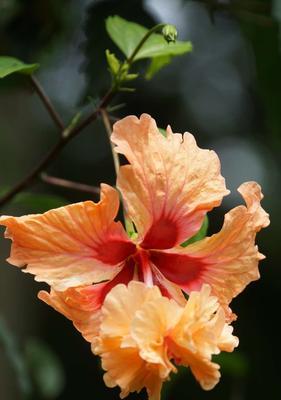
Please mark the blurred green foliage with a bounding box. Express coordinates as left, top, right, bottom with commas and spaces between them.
0, 316, 33, 398
25, 338, 65, 399
0, 317, 65, 399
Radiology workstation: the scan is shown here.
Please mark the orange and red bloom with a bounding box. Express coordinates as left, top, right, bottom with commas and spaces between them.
0, 114, 269, 398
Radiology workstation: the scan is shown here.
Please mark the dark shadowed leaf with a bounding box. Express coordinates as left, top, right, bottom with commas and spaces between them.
213, 352, 249, 378
0, 187, 67, 213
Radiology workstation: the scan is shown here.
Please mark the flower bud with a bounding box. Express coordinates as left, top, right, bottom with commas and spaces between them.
162, 24, 177, 43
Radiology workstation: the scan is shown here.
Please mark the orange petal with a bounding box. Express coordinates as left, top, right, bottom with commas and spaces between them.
112, 114, 228, 249
130, 283, 237, 392
100, 281, 162, 338
131, 296, 181, 378
38, 262, 135, 342
38, 286, 101, 342
177, 346, 221, 391
172, 285, 238, 358
169, 284, 238, 390
92, 281, 165, 399
94, 281, 237, 397
94, 338, 163, 400
0, 184, 135, 290
151, 182, 269, 318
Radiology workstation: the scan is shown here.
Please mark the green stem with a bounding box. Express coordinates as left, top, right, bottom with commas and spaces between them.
111, 23, 166, 93
101, 109, 120, 176
126, 23, 166, 66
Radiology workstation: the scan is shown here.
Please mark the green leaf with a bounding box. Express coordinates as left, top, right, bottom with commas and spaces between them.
62, 112, 82, 138
119, 86, 136, 92
146, 55, 171, 79
105, 49, 120, 75
106, 15, 147, 59
25, 338, 65, 399
0, 56, 39, 78
123, 73, 139, 81
181, 215, 209, 247
106, 15, 192, 61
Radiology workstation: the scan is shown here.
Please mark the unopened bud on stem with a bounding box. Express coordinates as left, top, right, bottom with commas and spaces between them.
162, 24, 178, 43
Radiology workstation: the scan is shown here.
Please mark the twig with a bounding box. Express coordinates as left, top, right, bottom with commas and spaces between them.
107, 103, 126, 113
108, 114, 120, 123
0, 139, 67, 206
41, 173, 100, 196
101, 109, 120, 175
0, 21, 165, 209
29, 76, 65, 131
68, 88, 115, 142
0, 88, 116, 209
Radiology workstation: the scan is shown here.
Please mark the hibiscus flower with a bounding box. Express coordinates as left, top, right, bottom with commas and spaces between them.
38, 281, 238, 399
0, 114, 269, 321
92, 281, 238, 399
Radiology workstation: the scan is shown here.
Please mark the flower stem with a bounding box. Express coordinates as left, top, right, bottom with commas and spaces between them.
101, 109, 120, 176
126, 23, 166, 66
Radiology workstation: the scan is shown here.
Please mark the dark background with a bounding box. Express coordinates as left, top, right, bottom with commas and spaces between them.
0, 0, 280, 399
